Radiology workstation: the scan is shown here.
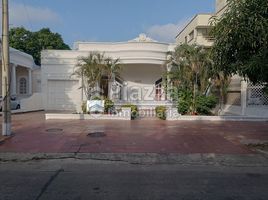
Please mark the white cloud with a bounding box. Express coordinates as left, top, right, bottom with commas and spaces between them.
8, 3, 61, 28
146, 19, 190, 43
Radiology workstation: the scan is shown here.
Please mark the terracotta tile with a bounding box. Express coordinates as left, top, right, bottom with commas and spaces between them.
0, 112, 267, 154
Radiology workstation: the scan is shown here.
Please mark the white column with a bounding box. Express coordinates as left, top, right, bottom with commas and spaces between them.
122, 82, 128, 101
28, 69, 32, 95
241, 80, 248, 116
11, 64, 17, 96
166, 64, 172, 101
108, 80, 113, 100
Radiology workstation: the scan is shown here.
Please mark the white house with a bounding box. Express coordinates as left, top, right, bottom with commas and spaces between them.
39, 0, 267, 117
41, 34, 176, 112
0, 47, 42, 112
0, 47, 40, 96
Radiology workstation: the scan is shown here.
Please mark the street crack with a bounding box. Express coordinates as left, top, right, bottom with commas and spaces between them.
35, 168, 64, 200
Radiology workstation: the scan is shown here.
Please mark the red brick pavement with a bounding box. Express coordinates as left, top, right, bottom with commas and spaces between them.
0, 112, 267, 154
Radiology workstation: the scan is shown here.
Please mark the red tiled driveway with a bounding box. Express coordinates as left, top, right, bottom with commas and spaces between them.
0, 112, 267, 154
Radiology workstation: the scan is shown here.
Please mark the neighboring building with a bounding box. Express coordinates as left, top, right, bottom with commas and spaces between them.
0, 47, 41, 97
0, 47, 42, 112
176, 14, 214, 47
41, 34, 175, 112
216, 0, 228, 17
176, 0, 241, 107
176, 0, 228, 46
175, 0, 268, 116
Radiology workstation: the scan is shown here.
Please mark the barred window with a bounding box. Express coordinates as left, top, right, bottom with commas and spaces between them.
19, 78, 27, 94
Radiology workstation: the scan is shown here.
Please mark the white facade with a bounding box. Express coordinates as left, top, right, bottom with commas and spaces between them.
0, 47, 41, 98
41, 34, 175, 112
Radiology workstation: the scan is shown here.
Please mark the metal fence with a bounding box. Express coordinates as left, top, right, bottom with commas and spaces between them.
247, 83, 268, 106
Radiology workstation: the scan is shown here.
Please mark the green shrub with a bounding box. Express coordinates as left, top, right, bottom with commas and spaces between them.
122, 104, 138, 119
175, 88, 193, 115
155, 106, 167, 120
175, 86, 217, 115
81, 102, 87, 114
91, 96, 102, 100
264, 86, 268, 96
177, 100, 191, 115
104, 98, 114, 113
196, 95, 217, 115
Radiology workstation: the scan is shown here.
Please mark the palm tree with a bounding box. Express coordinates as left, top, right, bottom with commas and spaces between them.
170, 44, 213, 113
73, 51, 121, 100
212, 71, 231, 114
104, 57, 122, 99
104, 57, 122, 82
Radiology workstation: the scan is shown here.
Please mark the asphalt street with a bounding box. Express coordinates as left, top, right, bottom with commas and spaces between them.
0, 158, 268, 200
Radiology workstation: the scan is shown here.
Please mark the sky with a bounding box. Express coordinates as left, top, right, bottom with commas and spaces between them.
6, 0, 215, 48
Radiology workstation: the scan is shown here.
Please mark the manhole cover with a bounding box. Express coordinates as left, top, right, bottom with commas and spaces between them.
87, 132, 106, 138
46, 128, 63, 133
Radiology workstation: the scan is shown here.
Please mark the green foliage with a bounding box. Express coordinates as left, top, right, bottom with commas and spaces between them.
175, 88, 192, 115
211, 0, 268, 84
9, 27, 70, 65
81, 102, 87, 114
104, 99, 114, 113
167, 44, 215, 113
264, 86, 268, 97
175, 88, 217, 115
73, 51, 121, 100
212, 71, 231, 108
155, 106, 167, 120
177, 100, 191, 115
196, 95, 217, 115
169, 44, 213, 93
121, 104, 138, 119
91, 96, 102, 100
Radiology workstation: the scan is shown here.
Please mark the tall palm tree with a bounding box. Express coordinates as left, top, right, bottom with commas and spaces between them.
213, 71, 231, 113
170, 44, 213, 113
104, 57, 122, 82
73, 52, 121, 100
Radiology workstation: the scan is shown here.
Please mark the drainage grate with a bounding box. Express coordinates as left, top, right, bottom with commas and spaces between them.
46, 128, 63, 133
87, 131, 106, 138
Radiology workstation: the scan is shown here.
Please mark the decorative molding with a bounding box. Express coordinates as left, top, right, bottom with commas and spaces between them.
129, 33, 157, 42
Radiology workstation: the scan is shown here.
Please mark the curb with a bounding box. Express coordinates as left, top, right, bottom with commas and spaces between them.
167, 116, 268, 122
0, 136, 12, 144
1, 153, 268, 166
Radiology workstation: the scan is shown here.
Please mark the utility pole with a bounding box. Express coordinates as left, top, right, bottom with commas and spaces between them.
2, 0, 11, 136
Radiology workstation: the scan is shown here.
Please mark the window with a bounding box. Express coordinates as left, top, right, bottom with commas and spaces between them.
188, 31, 194, 42
155, 78, 162, 101
197, 28, 205, 36
197, 28, 214, 41
19, 78, 27, 94
184, 36, 187, 44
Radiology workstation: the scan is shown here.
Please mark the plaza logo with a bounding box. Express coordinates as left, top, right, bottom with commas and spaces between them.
110, 84, 168, 102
